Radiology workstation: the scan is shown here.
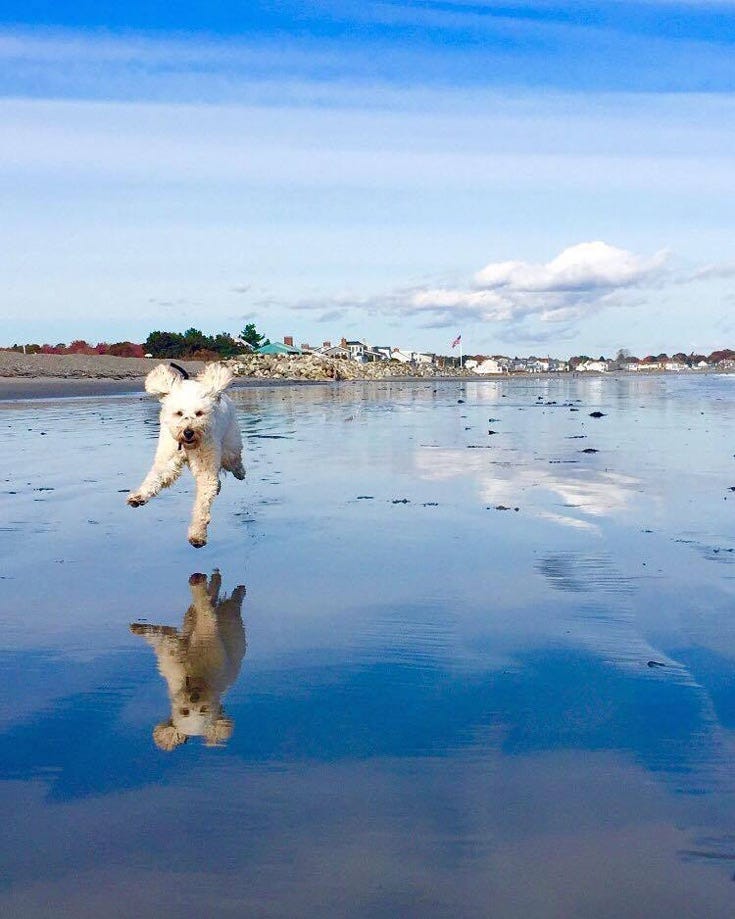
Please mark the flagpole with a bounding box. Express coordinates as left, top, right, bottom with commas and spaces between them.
459, 338, 463, 370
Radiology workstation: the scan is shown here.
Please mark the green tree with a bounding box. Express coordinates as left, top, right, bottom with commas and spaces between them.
211, 332, 244, 357
145, 331, 186, 358
239, 323, 270, 349
181, 328, 211, 354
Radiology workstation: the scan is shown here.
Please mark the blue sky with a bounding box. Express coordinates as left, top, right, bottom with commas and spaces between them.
2, 2, 735, 355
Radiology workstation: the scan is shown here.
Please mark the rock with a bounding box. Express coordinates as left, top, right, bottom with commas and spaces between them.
589, 411, 606, 418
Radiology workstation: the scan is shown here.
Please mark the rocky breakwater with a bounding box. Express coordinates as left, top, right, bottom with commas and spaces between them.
230, 353, 471, 381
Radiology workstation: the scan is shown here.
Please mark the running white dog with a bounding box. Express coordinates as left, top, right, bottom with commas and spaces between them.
127, 362, 245, 547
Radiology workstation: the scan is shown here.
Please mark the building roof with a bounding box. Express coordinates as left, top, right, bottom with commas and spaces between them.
258, 342, 302, 355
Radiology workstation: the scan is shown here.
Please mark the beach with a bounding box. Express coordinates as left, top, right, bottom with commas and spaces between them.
0, 350, 474, 399
3, 374, 735, 917
0, 352, 199, 399
0, 350, 713, 402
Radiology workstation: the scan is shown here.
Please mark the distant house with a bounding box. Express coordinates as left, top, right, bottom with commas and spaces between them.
639, 359, 664, 371
578, 360, 611, 372
344, 340, 367, 361
364, 347, 389, 362
664, 361, 688, 372
342, 340, 387, 362
319, 344, 350, 359
258, 336, 302, 356
472, 358, 506, 375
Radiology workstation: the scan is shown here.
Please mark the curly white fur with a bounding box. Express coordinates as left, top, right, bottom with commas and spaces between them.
131, 570, 247, 749
127, 362, 245, 547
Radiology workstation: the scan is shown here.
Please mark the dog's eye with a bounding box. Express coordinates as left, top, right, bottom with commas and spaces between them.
195, 411, 203, 417
175, 411, 183, 416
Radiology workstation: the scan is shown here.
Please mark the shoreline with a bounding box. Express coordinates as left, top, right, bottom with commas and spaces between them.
0, 375, 476, 401
1, 370, 726, 402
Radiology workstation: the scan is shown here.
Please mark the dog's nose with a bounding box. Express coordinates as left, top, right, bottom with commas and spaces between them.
183, 428, 194, 440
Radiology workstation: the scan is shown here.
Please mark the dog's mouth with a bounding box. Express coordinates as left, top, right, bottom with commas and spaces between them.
178, 429, 200, 449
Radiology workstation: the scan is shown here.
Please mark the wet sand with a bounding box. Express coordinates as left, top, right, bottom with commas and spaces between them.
0, 376, 149, 400
0, 375, 332, 400
3, 374, 735, 916
0, 373, 467, 401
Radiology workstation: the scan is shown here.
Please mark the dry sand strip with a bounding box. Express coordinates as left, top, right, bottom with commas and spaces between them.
0, 351, 472, 400
0, 353, 194, 401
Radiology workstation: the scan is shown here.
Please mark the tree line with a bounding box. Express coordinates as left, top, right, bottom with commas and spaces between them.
143, 325, 270, 358
5, 339, 146, 357
5, 325, 271, 360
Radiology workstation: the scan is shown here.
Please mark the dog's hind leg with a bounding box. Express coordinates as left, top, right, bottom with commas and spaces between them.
222, 453, 246, 480
222, 421, 246, 480
208, 569, 222, 603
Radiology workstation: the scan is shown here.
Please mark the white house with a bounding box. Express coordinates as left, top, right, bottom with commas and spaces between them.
578, 360, 611, 372
472, 358, 506, 375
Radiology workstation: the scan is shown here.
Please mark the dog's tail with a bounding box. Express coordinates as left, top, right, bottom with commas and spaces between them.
169, 362, 190, 380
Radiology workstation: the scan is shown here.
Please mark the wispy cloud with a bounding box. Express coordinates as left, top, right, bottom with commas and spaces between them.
1, 10, 734, 352
685, 261, 735, 282
291, 242, 671, 337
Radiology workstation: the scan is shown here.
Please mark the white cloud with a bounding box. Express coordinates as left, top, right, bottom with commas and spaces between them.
369, 242, 671, 334
474, 241, 668, 292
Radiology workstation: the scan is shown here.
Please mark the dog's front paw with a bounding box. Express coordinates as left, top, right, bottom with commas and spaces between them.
188, 535, 207, 549
127, 493, 147, 507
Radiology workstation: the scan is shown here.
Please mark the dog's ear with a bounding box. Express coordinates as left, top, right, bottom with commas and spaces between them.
144, 364, 180, 398
152, 721, 188, 751
196, 362, 234, 397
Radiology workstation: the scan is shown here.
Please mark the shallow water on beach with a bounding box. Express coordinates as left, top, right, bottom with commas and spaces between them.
2, 374, 735, 917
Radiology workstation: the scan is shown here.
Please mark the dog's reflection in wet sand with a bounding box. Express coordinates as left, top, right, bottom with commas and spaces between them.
131, 570, 246, 750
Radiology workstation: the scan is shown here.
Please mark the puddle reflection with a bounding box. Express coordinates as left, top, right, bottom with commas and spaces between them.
417, 446, 640, 529
131, 569, 246, 750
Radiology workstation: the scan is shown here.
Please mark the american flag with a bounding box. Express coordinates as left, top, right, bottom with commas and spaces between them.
451, 333, 462, 348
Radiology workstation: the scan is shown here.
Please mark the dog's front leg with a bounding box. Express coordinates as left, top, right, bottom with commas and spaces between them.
188, 470, 220, 548
127, 437, 184, 507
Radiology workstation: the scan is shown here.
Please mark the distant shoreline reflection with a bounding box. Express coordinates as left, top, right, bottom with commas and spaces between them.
131, 569, 246, 751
